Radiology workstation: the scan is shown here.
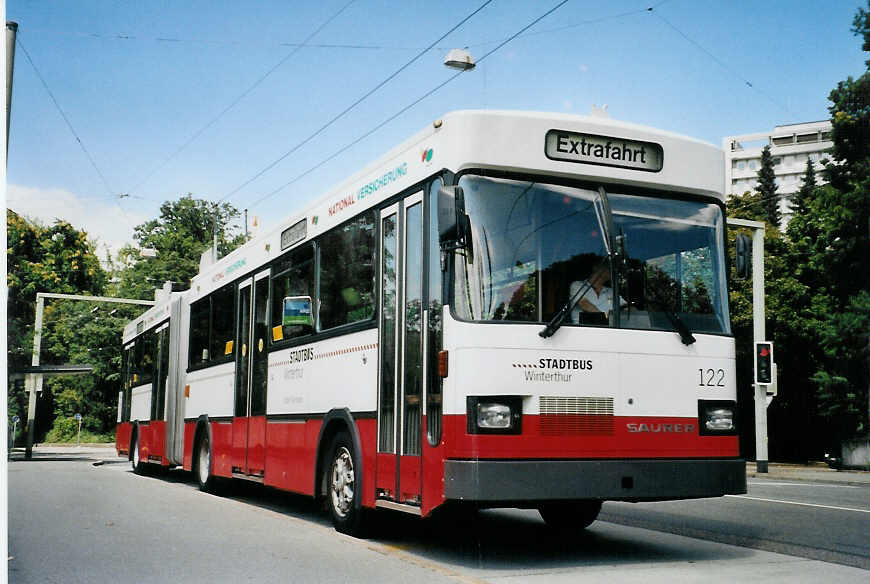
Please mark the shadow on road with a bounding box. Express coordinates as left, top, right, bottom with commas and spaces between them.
127, 464, 754, 573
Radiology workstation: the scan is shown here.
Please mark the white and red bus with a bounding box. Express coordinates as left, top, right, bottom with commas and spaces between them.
116, 110, 745, 535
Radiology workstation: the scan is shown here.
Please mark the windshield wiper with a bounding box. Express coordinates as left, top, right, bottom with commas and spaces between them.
645, 282, 696, 346
539, 279, 594, 338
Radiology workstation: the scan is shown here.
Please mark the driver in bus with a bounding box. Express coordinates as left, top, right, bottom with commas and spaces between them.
570, 263, 626, 323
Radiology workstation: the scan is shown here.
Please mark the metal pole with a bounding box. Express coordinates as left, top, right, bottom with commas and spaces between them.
6, 21, 17, 161
25, 296, 45, 460
23, 293, 155, 459
751, 225, 768, 473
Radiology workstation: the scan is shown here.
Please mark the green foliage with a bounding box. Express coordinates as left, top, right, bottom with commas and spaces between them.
779, 0, 870, 442
791, 158, 817, 217
6, 211, 108, 369
755, 145, 781, 227
116, 194, 246, 300
811, 292, 870, 437
726, 194, 824, 458
6, 195, 244, 444
6, 211, 109, 441
44, 416, 113, 443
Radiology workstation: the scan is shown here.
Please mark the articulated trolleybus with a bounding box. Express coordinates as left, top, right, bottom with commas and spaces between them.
117, 110, 745, 535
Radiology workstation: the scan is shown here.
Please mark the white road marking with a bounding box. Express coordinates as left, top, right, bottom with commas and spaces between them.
748, 481, 860, 489
727, 494, 870, 514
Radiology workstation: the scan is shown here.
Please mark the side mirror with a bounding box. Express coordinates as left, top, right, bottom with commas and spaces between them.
735, 233, 751, 279
438, 185, 467, 246
282, 296, 314, 328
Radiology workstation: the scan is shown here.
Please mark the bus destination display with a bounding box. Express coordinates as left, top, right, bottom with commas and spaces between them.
545, 130, 663, 172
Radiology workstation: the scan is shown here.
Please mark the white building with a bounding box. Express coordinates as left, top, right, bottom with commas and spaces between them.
723, 120, 832, 225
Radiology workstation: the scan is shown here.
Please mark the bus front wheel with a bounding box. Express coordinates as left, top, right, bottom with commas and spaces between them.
326, 431, 367, 537
538, 500, 602, 530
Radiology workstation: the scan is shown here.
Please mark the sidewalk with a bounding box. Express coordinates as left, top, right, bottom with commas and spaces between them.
746, 461, 870, 486
7, 443, 121, 462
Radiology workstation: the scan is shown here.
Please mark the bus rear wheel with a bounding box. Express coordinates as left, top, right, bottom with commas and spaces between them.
538, 500, 602, 530
195, 432, 219, 493
131, 432, 145, 475
326, 431, 367, 537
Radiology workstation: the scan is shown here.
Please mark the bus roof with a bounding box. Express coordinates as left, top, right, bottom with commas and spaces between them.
189, 110, 724, 300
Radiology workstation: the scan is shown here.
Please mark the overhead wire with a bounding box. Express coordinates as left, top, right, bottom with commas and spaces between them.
247, 0, 572, 211
126, 0, 359, 198
647, 6, 791, 115
219, 0, 495, 205
16, 36, 117, 200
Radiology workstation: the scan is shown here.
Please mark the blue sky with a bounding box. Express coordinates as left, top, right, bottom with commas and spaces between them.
6, 0, 867, 259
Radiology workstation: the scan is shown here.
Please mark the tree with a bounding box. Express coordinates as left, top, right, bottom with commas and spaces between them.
791, 158, 817, 217
726, 196, 821, 460
6, 210, 108, 441
784, 1, 870, 441
756, 145, 781, 227
116, 194, 247, 300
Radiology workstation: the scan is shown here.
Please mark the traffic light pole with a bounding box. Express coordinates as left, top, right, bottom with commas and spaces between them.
728, 218, 769, 473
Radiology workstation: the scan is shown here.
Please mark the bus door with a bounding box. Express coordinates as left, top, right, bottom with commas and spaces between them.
377, 192, 424, 505
150, 323, 169, 424
149, 323, 170, 459
233, 270, 270, 476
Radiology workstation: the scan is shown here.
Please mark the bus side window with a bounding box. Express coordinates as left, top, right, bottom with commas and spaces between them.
135, 332, 155, 386
189, 297, 210, 367
210, 285, 235, 360
318, 211, 376, 330
271, 243, 315, 342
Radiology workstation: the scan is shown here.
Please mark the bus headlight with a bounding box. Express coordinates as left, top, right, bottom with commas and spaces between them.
478, 403, 511, 428
467, 396, 522, 434
698, 400, 737, 435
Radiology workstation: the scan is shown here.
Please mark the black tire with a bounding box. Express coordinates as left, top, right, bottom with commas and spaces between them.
325, 431, 368, 537
130, 432, 146, 475
538, 500, 602, 530
195, 431, 220, 493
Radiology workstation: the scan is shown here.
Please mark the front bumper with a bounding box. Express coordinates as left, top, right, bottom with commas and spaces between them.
444, 458, 746, 503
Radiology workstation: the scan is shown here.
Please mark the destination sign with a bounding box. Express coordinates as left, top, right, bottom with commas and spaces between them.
280, 219, 307, 250
545, 130, 663, 172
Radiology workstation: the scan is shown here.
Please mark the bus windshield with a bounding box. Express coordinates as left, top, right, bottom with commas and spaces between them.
451, 175, 730, 335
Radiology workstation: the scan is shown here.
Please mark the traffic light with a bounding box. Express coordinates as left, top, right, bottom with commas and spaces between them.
755, 341, 773, 385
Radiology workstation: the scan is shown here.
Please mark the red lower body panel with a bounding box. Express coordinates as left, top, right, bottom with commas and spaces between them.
115, 422, 132, 456
264, 420, 322, 495
138, 421, 167, 464
444, 414, 739, 459
212, 421, 233, 477
174, 413, 731, 518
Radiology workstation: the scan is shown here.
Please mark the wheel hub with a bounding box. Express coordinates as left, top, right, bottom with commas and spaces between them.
198, 441, 210, 485
330, 447, 354, 518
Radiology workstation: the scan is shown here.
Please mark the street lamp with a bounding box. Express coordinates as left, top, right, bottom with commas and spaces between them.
444, 48, 475, 71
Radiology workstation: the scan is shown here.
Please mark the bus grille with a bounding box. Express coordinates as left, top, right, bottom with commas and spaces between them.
539, 396, 614, 436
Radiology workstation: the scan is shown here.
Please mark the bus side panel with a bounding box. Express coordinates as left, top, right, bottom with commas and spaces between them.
265, 420, 316, 494
355, 418, 377, 509
421, 416, 446, 517
211, 420, 233, 478
183, 421, 196, 471
137, 423, 153, 461
116, 422, 132, 456
142, 420, 166, 464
